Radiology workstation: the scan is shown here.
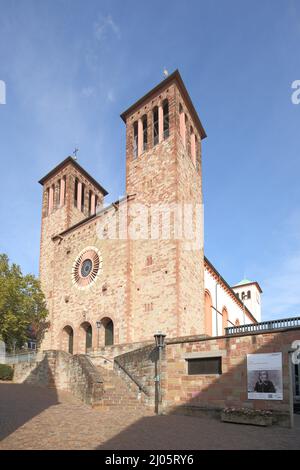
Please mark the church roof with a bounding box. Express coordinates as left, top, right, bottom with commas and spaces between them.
231, 279, 263, 293
236, 278, 253, 286
120, 69, 207, 140
38, 156, 108, 196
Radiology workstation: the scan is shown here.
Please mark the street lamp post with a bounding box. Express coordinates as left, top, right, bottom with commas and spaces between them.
96, 321, 102, 349
154, 331, 166, 415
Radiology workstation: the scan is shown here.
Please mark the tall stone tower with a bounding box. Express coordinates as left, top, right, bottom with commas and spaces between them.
38, 70, 207, 352
39, 157, 108, 348
121, 70, 207, 339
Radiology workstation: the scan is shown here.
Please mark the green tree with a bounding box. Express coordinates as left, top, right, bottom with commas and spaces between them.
0, 254, 48, 351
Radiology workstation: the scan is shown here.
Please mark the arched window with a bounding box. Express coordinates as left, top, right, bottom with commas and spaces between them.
153, 107, 159, 146
179, 103, 186, 146
236, 292, 239, 299
105, 320, 114, 346
190, 127, 196, 165
205, 290, 213, 336
88, 190, 92, 215
62, 325, 74, 354
133, 121, 138, 158
222, 307, 228, 335
142, 115, 148, 151
46, 188, 50, 215
74, 178, 79, 207
59, 176, 66, 207
50, 184, 55, 212
100, 317, 114, 346
163, 99, 169, 139
57, 179, 61, 207
247, 290, 251, 299
81, 183, 85, 212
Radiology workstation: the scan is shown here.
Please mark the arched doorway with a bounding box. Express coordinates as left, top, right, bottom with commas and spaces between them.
101, 317, 114, 346
205, 290, 213, 336
80, 322, 93, 353
62, 325, 74, 354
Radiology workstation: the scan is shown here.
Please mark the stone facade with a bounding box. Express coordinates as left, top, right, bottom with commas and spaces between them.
39, 71, 207, 353
108, 328, 300, 427
13, 350, 104, 406
163, 328, 300, 427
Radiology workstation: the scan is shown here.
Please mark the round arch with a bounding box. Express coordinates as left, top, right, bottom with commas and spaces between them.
100, 317, 114, 346
222, 307, 229, 335
61, 325, 74, 354
79, 321, 93, 353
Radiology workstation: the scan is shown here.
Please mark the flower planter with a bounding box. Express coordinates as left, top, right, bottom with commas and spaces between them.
221, 409, 273, 427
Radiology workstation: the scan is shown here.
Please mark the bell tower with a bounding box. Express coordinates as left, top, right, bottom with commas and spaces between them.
38, 157, 108, 348
121, 70, 207, 339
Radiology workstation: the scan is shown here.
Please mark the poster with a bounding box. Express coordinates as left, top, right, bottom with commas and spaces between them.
247, 352, 283, 400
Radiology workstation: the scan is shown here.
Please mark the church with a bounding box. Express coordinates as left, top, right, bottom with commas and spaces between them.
38, 70, 261, 355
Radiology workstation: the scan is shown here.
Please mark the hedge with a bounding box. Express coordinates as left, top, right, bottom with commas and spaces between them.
0, 364, 13, 381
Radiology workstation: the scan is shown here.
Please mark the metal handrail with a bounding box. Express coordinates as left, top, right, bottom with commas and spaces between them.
114, 358, 149, 396
225, 316, 300, 336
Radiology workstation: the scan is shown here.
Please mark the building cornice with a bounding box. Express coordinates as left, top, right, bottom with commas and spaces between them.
120, 69, 207, 140
39, 156, 108, 196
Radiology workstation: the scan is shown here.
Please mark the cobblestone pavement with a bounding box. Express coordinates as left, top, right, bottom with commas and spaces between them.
0, 382, 299, 450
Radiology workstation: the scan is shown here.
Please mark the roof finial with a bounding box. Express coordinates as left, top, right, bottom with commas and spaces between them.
72, 147, 79, 160
163, 67, 169, 78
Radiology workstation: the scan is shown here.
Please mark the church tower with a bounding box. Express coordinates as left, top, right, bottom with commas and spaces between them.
38, 157, 108, 348
121, 70, 207, 339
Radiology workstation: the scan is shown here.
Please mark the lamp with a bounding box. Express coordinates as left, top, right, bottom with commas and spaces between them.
154, 331, 166, 349
154, 331, 166, 415
96, 321, 102, 349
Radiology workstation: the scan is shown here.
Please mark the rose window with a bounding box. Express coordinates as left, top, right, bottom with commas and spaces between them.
72, 247, 102, 289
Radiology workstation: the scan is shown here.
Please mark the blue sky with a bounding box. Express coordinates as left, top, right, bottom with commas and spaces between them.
0, 0, 299, 320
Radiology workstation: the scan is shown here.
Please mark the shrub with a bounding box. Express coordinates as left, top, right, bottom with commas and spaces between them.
0, 364, 13, 381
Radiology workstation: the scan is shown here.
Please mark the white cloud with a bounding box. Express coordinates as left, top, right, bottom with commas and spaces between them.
81, 86, 95, 98
106, 89, 115, 103
94, 14, 121, 42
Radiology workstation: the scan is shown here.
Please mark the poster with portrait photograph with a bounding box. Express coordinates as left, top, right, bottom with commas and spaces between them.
247, 352, 283, 400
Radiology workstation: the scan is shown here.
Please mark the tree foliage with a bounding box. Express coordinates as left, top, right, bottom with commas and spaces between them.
0, 254, 48, 351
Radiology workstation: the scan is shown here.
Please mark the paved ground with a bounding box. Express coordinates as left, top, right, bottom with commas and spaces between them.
0, 382, 300, 450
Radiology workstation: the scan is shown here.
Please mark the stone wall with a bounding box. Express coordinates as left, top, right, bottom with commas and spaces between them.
89, 340, 152, 368
112, 328, 300, 427
114, 344, 159, 406
13, 350, 103, 406
164, 328, 300, 427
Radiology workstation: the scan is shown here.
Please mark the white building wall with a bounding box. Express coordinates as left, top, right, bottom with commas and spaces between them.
204, 268, 256, 337
232, 284, 262, 322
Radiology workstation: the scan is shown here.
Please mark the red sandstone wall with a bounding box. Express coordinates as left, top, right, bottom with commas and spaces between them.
164, 329, 300, 426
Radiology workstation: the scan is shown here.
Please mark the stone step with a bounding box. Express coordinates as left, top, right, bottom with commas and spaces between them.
95, 364, 151, 415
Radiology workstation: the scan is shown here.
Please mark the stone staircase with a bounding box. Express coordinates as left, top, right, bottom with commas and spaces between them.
93, 365, 153, 416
